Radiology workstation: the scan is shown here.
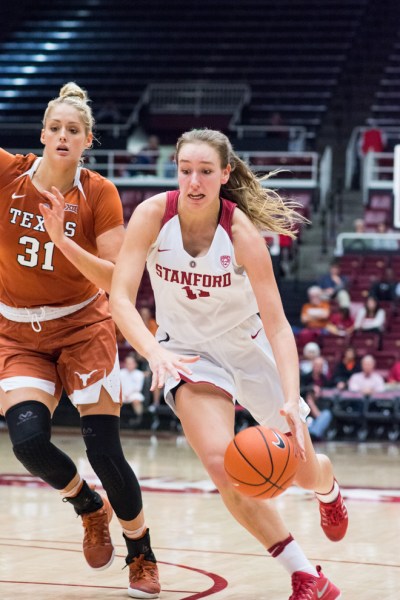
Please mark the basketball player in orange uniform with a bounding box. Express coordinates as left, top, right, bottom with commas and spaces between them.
0, 83, 160, 599
110, 129, 348, 600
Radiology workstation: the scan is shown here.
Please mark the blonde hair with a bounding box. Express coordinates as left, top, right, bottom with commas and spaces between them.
43, 82, 94, 135
175, 128, 307, 238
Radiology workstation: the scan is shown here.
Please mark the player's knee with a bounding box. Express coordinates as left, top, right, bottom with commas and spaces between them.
81, 414, 143, 520
5, 400, 77, 488
202, 453, 228, 489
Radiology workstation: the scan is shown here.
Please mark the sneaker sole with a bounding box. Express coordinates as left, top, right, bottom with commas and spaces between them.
127, 588, 160, 599
90, 547, 115, 571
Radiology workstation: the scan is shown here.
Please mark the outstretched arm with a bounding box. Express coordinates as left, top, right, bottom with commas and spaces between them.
109, 195, 198, 390
233, 211, 305, 460
39, 186, 124, 292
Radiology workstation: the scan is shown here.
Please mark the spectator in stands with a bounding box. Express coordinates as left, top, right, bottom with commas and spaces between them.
120, 353, 146, 426
299, 342, 329, 377
317, 261, 350, 309
353, 218, 366, 233
347, 354, 385, 395
369, 267, 400, 303
330, 346, 361, 391
359, 121, 386, 156
138, 307, 161, 412
301, 356, 333, 442
387, 359, 400, 387
353, 295, 386, 334
325, 307, 354, 338
298, 286, 330, 344
96, 98, 122, 126
163, 152, 177, 178
135, 135, 160, 175
139, 306, 158, 336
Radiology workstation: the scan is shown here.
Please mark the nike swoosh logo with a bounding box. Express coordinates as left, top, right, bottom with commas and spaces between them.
159, 333, 170, 343
251, 328, 262, 339
272, 430, 286, 449
317, 581, 329, 598
12, 192, 26, 199
157, 248, 171, 252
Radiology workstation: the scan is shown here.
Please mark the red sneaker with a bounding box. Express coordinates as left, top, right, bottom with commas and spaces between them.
318, 490, 348, 542
289, 565, 341, 599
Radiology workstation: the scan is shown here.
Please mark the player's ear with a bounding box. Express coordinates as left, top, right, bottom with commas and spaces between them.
40, 128, 46, 145
86, 132, 93, 149
221, 164, 231, 184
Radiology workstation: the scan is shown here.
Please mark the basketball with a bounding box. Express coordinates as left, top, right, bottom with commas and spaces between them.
224, 426, 300, 499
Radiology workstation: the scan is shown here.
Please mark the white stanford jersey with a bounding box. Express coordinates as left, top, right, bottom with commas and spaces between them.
147, 190, 258, 343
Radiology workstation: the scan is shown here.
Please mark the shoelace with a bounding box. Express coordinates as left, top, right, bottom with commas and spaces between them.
289, 573, 316, 600
128, 555, 158, 585
82, 508, 110, 547
320, 499, 346, 525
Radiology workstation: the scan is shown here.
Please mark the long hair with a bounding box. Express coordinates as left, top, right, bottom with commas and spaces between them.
175, 128, 307, 238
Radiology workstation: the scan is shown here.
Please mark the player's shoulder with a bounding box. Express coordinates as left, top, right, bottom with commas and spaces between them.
80, 167, 117, 192
0, 148, 37, 174
134, 191, 168, 219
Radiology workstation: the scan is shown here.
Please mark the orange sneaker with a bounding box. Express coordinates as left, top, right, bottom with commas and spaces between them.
127, 555, 161, 599
318, 490, 348, 542
81, 494, 115, 570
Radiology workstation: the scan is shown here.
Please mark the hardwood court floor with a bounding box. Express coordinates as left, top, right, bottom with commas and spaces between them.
0, 428, 399, 599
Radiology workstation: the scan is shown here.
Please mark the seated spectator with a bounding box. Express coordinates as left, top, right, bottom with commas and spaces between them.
347, 354, 385, 395
301, 356, 330, 392
386, 359, 400, 388
301, 357, 332, 441
120, 353, 146, 426
371, 222, 398, 250
325, 307, 354, 338
135, 135, 160, 175
139, 306, 158, 336
330, 346, 361, 391
298, 286, 330, 344
317, 261, 351, 308
359, 122, 386, 158
96, 98, 122, 126
353, 295, 386, 334
163, 152, 177, 178
369, 267, 399, 303
138, 306, 161, 410
353, 218, 365, 233
299, 342, 329, 377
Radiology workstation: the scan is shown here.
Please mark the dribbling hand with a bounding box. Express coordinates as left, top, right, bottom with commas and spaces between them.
148, 347, 199, 391
280, 402, 306, 461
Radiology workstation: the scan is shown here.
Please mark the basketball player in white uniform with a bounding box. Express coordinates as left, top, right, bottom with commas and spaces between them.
110, 129, 347, 600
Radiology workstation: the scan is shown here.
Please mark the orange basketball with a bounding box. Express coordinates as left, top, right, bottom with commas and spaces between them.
224, 426, 300, 499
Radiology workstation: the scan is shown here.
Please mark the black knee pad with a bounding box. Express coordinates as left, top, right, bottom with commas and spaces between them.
81, 414, 143, 521
5, 401, 77, 489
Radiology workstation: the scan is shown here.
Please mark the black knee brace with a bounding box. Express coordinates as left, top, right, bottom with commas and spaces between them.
81, 414, 143, 521
5, 401, 77, 489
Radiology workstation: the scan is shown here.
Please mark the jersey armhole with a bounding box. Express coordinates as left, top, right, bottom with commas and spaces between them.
161, 190, 179, 226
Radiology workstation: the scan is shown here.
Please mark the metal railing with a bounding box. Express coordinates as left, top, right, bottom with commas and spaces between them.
345, 125, 400, 191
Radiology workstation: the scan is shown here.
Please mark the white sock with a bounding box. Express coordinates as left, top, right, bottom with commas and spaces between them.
269, 536, 318, 576
316, 479, 339, 504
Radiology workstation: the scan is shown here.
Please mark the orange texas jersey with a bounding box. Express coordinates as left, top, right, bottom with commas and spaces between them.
0, 148, 124, 308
